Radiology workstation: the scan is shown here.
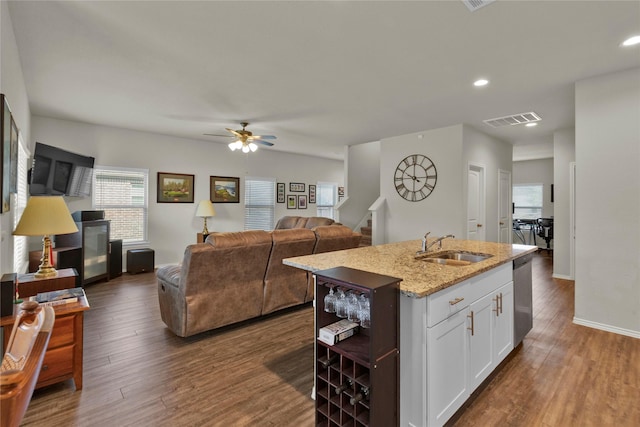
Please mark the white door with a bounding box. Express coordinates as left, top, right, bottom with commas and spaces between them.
467, 164, 486, 241
498, 169, 512, 243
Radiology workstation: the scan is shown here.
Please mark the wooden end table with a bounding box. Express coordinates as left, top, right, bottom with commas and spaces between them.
17, 268, 78, 298
1, 293, 90, 391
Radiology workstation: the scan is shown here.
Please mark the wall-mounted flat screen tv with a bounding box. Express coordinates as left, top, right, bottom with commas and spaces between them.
29, 142, 95, 197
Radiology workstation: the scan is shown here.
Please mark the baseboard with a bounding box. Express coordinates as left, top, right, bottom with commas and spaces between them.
573, 317, 640, 339
552, 273, 574, 280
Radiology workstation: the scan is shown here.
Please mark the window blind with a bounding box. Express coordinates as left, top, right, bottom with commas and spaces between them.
244, 177, 275, 231
93, 166, 148, 243
13, 136, 29, 274
513, 184, 543, 219
316, 182, 337, 220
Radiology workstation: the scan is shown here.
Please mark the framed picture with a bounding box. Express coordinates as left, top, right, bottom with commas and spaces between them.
289, 182, 305, 192
308, 184, 316, 204
298, 195, 307, 209
1, 94, 11, 213
277, 182, 285, 203
338, 186, 345, 196
287, 194, 297, 209
157, 172, 195, 203
210, 176, 240, 203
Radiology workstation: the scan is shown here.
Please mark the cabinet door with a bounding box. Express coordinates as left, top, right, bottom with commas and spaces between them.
427, 308, 469, 427
468, 292, 494, 390
493, 281, 514, 364
82, 221, 109, 283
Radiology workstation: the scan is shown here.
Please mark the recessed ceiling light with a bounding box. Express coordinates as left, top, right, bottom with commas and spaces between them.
621, 35, 640, 47
474, 79, 489, 87
525, 122, 538, 127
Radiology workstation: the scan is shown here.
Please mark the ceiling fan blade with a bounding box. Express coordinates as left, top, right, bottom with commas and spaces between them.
255, 139, 274, 147
250, 134, 277, 140
203, 133, 233, 137
226, 128, 243, 138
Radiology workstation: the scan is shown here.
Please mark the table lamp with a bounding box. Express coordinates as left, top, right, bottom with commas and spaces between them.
195, 199, 216, 235
13, 196, 79, 279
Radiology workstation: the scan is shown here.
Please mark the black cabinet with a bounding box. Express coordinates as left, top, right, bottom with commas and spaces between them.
314, 267, 400, 427
56, 220, 110, 285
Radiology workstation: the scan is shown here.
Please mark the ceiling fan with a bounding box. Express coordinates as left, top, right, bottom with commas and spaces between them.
204, 122, 276, 153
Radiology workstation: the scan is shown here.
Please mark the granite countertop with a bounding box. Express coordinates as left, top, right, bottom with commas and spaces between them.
284, 239, 537, 298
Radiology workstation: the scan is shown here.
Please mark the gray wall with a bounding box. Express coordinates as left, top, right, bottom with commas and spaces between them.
553, 128, 575, 279
339, 141, 380, 229
574, 67, 639, 337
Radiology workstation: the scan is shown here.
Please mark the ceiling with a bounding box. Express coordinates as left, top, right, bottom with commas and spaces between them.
7, 1, 640, 160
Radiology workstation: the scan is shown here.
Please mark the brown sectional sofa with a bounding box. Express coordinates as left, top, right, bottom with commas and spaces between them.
157, 221, 361, 337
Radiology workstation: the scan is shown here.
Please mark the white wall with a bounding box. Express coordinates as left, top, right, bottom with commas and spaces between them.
379, 124, 511, 244
31, 116, 343, 267
339, 140, 380, 229
512, 158, 554, 219
381, 125, 465, 243
553, 128, 575, 279
574, 67, 640, 337
462, 124, 513, 243
0, 2, 31, 276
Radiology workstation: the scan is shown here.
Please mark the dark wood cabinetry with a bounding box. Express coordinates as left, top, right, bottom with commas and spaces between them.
314, 267, 400, 427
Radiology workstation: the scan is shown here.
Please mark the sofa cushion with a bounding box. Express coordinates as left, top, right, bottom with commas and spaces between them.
263, 228, 316, 314
303, 216, 335, 228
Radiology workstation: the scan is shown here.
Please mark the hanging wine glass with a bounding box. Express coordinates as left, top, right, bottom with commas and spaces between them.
324, 286, 337, 313
347, 291, 360, 323
335, 288, 348, 318
358, 294, 371, 328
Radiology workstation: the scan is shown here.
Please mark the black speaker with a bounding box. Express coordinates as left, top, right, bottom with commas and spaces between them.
127, 248, 154, 274
110, 239, 123, 279
71, 210, 105, 222
1, 273, 16, 317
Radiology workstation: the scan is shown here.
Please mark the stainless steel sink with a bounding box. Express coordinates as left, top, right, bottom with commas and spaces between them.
417, 251, 493, 266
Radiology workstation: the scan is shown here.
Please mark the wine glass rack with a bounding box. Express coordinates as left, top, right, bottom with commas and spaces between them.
314, 267, 400, 427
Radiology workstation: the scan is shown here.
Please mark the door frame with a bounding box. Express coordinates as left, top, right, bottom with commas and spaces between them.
498, 169, 512, 244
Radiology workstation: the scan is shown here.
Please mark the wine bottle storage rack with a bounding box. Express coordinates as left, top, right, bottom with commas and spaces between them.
314, 267, 400, 427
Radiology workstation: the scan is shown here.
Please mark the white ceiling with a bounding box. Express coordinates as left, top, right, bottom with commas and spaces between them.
7, 1, 640, 160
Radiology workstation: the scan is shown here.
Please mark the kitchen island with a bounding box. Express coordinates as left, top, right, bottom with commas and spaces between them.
284, 238, 537, 427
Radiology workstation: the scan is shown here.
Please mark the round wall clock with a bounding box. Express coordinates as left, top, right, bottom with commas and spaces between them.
394, 154, 437, 202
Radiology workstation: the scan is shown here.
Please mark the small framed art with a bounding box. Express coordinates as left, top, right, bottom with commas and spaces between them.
298, 195, 307, 209
290, 182, 305, 192
211, 176, 240, 203
157, 172, 195, 203
308, 184, 316, 204
277, 182, 285, 203
287, 194, 297, 209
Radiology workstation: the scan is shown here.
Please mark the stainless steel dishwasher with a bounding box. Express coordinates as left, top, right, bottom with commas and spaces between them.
513, 253, 534, 345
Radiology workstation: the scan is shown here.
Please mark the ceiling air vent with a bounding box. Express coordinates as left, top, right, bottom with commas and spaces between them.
483, 112, 541, 128
462, 0, 496, 12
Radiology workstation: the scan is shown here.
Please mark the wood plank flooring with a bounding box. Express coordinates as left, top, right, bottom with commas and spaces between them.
22, 252, 639, 426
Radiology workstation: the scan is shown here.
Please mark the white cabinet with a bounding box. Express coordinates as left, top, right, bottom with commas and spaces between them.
426, 308, 469, 427
468, 292, 494, 390
401, 263, 514, 427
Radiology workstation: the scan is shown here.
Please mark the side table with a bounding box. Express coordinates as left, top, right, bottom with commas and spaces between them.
0, 295, 90, 390
17, 268, 79, 298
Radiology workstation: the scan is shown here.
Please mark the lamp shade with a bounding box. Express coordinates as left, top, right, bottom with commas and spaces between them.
13, 196, 79, 236
195, 200, 216, 218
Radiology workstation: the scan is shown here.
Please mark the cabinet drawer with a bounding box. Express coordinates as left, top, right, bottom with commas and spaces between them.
38, 344, 74, 384
48, 315, 75, 348
467, 264, 512, 303
427, 280, 470, 327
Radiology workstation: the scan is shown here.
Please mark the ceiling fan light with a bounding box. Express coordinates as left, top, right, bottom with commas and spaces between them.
228, 141, 238, 151
249, 142, 258, 152
242, 144, 250, 153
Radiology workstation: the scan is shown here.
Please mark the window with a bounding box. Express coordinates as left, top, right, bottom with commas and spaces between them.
13, 135, 29, 274
513, 184, 543, 220
93, 166, 148, 244
244, 177, 275, 230
316, 182, 337, 220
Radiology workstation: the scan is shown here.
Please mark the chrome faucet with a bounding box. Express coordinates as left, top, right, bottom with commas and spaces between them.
418, 232, 455, 255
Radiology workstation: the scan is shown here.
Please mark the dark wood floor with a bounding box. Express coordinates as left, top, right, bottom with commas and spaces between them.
22, 253, 639, 426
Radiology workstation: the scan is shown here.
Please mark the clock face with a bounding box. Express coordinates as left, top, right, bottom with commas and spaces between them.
394, 154, 437, 202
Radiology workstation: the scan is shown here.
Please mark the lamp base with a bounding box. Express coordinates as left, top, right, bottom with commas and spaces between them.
34, 265, 58, 279
202, 217, 210, 235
